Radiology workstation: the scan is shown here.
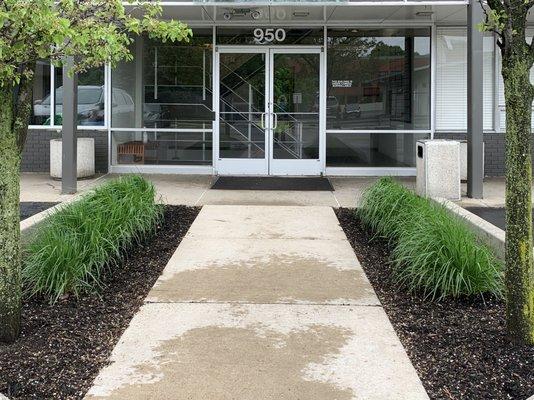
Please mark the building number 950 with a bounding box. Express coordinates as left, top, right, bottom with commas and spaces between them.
253, 28, 286, 44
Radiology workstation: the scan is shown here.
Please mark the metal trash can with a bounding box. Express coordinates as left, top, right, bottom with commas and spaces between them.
416, 139, 460, 200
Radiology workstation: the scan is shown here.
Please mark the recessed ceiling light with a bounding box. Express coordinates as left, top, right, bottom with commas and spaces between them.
293, 11, 310, 18
415, 11, 434, 17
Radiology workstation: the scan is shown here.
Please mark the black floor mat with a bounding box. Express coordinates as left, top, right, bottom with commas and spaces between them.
211, 177, 334, 191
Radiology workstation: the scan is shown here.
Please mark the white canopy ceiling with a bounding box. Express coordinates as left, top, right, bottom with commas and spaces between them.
141, 1, 472, 25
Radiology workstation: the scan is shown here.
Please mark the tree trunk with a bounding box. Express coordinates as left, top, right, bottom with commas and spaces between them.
15, 70, 35, 152
502, 54, 534, 344
0, 84, 22, 343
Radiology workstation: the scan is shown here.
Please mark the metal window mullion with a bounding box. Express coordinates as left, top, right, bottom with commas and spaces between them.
430, 23, 437, 139
50, 62, 55, 128
493, 33, 501, 132
104, 64, 111, 129
212, 24, 219, 169
107, 62, 113, 171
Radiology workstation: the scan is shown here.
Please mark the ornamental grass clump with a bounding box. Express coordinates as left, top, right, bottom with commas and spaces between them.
358, 177, 503, 300
23, 175, 162, 302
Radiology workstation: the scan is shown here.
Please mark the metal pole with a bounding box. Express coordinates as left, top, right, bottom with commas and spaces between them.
467, 0, 484, 198
61, 56, 78, 194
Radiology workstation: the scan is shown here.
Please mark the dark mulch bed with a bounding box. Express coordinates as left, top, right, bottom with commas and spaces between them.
335, 208, 534, 400
0, 205, 200, 400
20, 202, 59, 220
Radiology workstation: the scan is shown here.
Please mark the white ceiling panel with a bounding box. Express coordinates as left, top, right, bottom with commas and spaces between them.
269, 6, 325, 22
131, 2, 470, 25
326, 6, 402, 23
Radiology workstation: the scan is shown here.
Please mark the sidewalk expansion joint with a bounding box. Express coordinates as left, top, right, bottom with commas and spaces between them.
143, 300, 383, 307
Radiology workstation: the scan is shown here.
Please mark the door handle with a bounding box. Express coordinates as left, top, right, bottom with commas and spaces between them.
273, 113, 278, 130
260, 113, 265, 129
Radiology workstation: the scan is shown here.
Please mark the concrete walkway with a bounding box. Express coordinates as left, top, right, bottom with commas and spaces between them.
86, 205, 428, 400
21, 172, 514, 208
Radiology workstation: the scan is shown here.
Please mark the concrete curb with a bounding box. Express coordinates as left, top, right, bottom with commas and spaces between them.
20, 173, 110, 240
433, 197, 505, 260
20, 193, 83, 242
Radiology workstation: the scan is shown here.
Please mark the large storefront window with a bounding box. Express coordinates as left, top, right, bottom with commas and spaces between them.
326, 28, 431, 168
111, 28, 213, 166
31, 61, 51, 125
54, 67, 106, 126
436, 29, 494, 131
326, 131, 429, 167
31, 63, 105, 127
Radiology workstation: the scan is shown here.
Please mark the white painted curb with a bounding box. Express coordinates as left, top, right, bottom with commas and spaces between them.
433, 197, 506, 260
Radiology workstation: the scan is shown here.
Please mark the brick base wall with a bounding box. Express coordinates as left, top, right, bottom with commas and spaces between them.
434, 132, 511, 177
21, 130, 108, 173
20, 130, 514, 177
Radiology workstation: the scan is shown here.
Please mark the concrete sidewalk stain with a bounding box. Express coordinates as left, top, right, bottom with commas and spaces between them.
94, 324, 353, 400
149, 255, 374, 304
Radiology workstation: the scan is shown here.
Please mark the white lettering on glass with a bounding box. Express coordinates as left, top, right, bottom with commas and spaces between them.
332, 80, 353, 88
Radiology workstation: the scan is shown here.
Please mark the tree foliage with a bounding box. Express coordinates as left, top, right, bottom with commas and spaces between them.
0, 0, 190, 343
0, 0, 191, 84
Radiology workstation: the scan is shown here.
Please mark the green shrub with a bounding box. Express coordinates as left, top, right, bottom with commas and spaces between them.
23, 175, 162, 302
357, 177, 427, 241
357, 177, 503, 300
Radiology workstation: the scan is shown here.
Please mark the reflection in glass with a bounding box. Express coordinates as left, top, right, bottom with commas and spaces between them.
272, 53, 319, 159
112, 29, 213, 130
219, 52, 266, 159
327, 28, 431, 131
326, 131, 429, 167
111, 29, 214, 166
31, 60, 51, 125
54, 67, 105, 126
112, 130, 212, 165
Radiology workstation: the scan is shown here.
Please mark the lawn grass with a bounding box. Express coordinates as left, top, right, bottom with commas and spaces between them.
23, 175, 162, 302
357, 177, 503, 300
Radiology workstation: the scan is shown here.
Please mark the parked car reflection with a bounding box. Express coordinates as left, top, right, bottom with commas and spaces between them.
34, 85, 134, 126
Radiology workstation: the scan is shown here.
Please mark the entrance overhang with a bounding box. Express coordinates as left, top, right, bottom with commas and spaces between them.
126, 1, 470, 26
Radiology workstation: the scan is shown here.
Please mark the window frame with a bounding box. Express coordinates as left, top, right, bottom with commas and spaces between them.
324, 25, 433, 137
28, 63, 109, 131
434, 26, 497, 133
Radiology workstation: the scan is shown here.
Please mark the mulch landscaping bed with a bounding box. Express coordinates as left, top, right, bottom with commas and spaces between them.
335, 208, 534, 400
19, 202, 59, 220
0, 205, 200, 400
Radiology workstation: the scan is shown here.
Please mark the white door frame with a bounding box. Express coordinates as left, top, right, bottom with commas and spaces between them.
268, 47, 324, 176
215, 47, 269, 175
214, 45, 325, 176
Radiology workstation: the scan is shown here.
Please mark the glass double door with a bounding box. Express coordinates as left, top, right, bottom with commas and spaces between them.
216, 47, 323, 175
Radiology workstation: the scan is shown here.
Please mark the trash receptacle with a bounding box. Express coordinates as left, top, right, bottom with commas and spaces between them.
416, 139, 460, 200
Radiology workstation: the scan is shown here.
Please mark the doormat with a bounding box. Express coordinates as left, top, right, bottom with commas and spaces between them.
211, 177, 334, 191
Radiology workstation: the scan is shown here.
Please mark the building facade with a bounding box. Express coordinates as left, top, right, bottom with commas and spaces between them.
21, 0, 525, 177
